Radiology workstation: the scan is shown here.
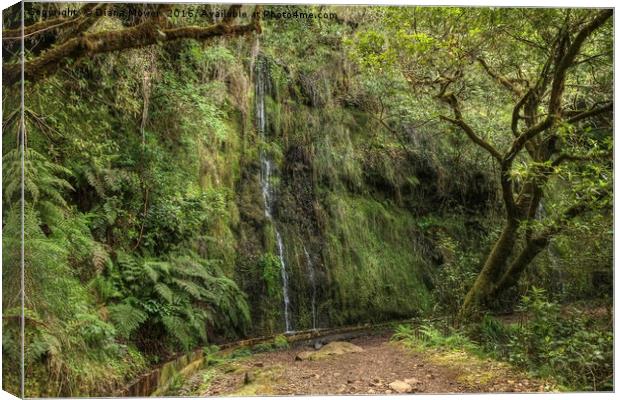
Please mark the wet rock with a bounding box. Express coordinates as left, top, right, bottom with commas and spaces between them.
389, 380, 412, 393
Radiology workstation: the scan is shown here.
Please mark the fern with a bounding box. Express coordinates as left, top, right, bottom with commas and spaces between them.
91, 243, 110, 273
89, 275, 121, 303
107, 303, 147, 338
100, 249, 250, 350
154, 283, 174, 303
144, 263, 161, 283
171, 278, 205, 300
162, 315, 192, 349
3, 148, 73, 225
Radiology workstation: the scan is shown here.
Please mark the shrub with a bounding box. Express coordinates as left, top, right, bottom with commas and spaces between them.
230, 347, 253, 359
252, 342, 275, 353
273, 334, 289, 349
505, 288, 612, 390
466, 314, 516, 358
431, 235, 481, 316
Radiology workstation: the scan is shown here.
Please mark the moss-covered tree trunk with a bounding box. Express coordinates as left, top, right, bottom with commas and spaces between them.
458, 219, 519, 321
491, 235, 550, 297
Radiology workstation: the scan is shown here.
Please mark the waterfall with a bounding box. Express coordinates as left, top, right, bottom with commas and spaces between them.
255, 53, 293, 333
537, 202, 564, 296
303, 246, 318, 330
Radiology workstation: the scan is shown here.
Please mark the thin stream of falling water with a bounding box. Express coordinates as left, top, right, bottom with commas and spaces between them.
537, 202, 564, 296
276, 230, 292, 332
256, 52, 292, 332
304, 246, 318, 330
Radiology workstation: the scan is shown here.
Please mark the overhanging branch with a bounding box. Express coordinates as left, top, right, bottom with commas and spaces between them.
2, 4, 261, 85
3, 3, 98, 39
551, 150, 612, 167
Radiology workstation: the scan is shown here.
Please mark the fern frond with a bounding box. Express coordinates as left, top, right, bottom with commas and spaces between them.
171, 278, 205, 300
92, 243, 110, 273
143, 263, 160, 283
154, 283, 174, 303
107, 303, 147, 338
162, 315, 192, 349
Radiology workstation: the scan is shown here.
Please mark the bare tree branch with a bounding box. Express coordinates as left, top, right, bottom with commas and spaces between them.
566, 102, 613, 124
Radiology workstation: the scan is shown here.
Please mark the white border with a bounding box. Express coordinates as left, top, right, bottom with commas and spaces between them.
0, 1, 616, 400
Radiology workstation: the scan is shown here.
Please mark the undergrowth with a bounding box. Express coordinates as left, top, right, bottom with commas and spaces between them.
392, 288, 613, 391
392, 323, 480, 355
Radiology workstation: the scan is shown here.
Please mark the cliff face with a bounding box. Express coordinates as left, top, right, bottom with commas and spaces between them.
204, 28, 493, 333
235, 51, 434, 332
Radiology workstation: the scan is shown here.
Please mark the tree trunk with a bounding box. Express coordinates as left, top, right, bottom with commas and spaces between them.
458, 219, 519, 321
491, 235, 549, 298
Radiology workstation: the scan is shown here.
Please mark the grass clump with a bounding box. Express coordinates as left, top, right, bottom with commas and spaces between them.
397, 289, 613, 392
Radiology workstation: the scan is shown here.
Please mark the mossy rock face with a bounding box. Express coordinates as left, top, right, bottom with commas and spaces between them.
295, 341, 364, 361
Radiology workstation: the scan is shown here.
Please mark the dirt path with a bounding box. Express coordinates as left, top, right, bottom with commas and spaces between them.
181, 333, 553, 395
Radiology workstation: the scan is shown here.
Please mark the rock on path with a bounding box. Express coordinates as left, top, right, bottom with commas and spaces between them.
296, 341, 364, 361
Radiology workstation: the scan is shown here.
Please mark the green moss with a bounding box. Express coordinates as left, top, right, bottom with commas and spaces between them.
260, 253, 283, 300
322, 193, 433, 324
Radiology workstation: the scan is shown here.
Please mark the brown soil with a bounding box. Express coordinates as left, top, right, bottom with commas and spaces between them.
191, 333, 553, 396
